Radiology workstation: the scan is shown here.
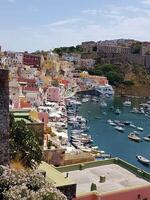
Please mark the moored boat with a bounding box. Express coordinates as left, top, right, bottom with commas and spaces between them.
143, 135, 150, 141
123, 99, 131, 106
137, 127, 144, 131
136, 155, 150, 165
128, 132, 141, 142
115, 126, 124, 132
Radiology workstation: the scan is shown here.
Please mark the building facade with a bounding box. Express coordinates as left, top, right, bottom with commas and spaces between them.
0, 69, 9, 165
23, 53, 41, 67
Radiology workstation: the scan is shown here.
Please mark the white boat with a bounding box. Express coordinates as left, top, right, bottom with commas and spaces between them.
136, 155, 150, 165
115, 109, 121, 115
123, 99, 131, 106
143, 135, 150, 141
82, 98, 89, 103
128, 132, 141, 142
137, 127, 144, 131
130, 124, 136, 128
115, 126, 124, 132
100, 101, 107, 107
107, 119, 113, 123
95, 84, 114, 96
109, 122, 116, 126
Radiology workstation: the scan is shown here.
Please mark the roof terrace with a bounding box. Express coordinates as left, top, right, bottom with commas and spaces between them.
56, 158, 150, 196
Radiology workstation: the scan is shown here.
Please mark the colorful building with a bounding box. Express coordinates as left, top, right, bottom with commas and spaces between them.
23, 53, 41, 67
47, 86, 62, 102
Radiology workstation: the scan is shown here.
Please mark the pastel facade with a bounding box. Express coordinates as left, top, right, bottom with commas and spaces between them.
47, 86, 62, 102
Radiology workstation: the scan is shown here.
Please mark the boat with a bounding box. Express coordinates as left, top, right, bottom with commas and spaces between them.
115, 108, 121, 115
137, 127, 144, 131
95, 84, 114, 96
128, 132, 141, 142
130, 123, 136, 128
143, 135, 150, 141
123, 99, 131, 106
109, 122, 116, 126
115, 126, 124, 132
136, 155, 150, 165
82, 98, 89, 103
124, 121, 131, 125
100, 101, 107, 107
107, 119, 113, 123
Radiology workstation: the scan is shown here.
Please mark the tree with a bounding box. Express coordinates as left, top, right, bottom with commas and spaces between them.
0, 166, 67, 200
106, 71, 123, 86
131, 42, 141, 54
10, 120, 42, 168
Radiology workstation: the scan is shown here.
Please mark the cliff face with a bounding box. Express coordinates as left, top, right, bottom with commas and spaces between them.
115, 65, 150, 97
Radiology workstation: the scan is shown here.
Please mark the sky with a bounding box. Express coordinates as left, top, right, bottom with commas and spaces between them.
0, 0, 150, 51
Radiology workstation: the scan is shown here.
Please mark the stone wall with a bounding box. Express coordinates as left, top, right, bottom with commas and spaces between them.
0, 69, 9, 165
43, 149, 65, 166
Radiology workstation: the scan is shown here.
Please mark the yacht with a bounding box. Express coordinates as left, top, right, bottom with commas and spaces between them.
136, 155, 150, 165
128, 132, 141, 142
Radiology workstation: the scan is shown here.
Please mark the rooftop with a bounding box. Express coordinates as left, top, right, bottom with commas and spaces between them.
38, 161, 75, 187
56, 158, 150, 196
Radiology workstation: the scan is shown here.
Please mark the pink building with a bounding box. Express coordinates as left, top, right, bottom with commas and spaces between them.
47, 87, 62, 102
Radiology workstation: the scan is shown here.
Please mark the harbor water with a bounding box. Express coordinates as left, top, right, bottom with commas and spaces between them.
77, 96, 150, 172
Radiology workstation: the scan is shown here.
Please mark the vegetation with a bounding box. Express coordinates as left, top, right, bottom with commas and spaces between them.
53, 45, 83, 56
9, 114, 42, 168
131, 42, 141, 54
90, 183, 97, 191
51, 79, 59, 87
87, 64, 123, 86
0, 166, 67, 200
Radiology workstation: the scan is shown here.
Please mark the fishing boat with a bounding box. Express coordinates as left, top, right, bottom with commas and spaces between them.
143, 135, 150, 141
136, 155, 150, 165
128, 132, 141, 142
123, 99, 131, 106
124, 121, 131, 125
115, 126, 124, 132
137, 127, 144, 131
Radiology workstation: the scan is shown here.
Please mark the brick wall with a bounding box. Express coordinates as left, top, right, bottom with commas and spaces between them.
0, 69, 9, 165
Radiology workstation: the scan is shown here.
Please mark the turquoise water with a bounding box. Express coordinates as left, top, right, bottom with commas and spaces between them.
78, 96, 150, 172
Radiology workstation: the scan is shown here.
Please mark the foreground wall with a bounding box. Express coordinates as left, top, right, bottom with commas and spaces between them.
0, 69, 9, 165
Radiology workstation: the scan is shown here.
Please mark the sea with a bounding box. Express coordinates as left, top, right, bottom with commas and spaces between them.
77, 95, 150, 173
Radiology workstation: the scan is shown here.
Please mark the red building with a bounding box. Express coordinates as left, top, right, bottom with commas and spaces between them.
23, 53, 41, 67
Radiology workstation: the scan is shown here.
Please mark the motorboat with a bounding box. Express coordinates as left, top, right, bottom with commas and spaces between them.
124, 121, 131, 125
143, 135, 150, 141
123, 99, 131, 106
82, 98, 89, 103
136, 155, 150, 165
115, 126, 124, 132
137, 127, 144, 131
128, 132, 141, 142
130, 123, 136, 128
115, 109, 121, 115
100, 101, 107, 107
109, 122, 116, 126
107, 119, 113, 123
